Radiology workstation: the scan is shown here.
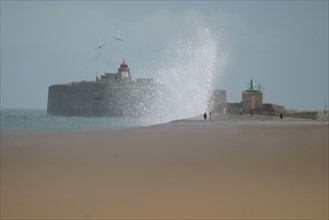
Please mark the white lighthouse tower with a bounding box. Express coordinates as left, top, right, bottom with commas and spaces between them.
117, 60, 131, 80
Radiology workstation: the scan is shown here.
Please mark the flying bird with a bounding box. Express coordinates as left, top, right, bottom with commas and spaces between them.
95, 39, 106, 50
112, 30, 124, 41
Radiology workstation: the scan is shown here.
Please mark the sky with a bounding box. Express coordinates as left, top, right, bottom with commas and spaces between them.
1, 0, 328, 110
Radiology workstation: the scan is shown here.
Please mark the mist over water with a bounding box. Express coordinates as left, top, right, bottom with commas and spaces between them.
1, 109, 156, 133
150, 25, 225, 122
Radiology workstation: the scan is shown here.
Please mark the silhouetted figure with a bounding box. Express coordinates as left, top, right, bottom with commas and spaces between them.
203, 112, 207, 120
280, 113, 283, 119
209, 112, 212, 120
250, 111, 253, 118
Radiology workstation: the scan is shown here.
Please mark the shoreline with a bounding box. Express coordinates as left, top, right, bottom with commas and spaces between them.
1, 114, 328, 219
2, 112, 328, 136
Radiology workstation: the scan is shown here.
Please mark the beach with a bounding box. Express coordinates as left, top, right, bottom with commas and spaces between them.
1, 115, 328, 219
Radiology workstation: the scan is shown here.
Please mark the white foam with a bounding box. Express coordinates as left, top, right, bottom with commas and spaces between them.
150, 25, 226, 122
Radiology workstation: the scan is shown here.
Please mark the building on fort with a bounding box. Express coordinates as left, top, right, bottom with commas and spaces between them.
97, 60, 132, 82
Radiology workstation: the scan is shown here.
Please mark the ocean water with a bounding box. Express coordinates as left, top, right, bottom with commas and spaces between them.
0, 109, 158, 133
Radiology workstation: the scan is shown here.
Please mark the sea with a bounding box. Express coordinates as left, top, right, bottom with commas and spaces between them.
0, 109, 160, 133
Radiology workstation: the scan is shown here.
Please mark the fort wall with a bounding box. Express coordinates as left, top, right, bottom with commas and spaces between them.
47, 81, 160, 117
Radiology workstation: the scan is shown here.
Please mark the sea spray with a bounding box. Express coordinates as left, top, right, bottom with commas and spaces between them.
149, 25, 225, 122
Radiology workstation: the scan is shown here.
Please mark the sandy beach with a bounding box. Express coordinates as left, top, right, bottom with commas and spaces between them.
1, 115, 328, 219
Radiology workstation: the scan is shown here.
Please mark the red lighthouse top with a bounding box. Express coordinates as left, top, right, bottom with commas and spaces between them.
119, 60, 129, 71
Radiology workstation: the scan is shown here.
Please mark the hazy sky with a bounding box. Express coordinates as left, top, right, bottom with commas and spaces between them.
1, 1, 328, 110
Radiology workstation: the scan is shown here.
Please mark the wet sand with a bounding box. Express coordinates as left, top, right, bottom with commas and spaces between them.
1, 115, 328, 219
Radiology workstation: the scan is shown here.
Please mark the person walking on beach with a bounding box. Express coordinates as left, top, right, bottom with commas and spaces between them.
203, 112, 207, 120
280, 113, 283, 119
209, 111, 212, 120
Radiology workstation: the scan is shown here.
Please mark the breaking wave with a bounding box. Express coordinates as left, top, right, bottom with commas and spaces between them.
150, 25, 225, 122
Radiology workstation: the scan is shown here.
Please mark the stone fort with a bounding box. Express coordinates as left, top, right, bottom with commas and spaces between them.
209, 79, 286, 116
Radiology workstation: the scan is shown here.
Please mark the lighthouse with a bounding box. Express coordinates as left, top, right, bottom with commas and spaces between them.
118, 60, 131, 80
242, 79, 263, 113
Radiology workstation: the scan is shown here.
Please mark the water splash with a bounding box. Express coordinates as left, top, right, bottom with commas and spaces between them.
150, 25, 225, 122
